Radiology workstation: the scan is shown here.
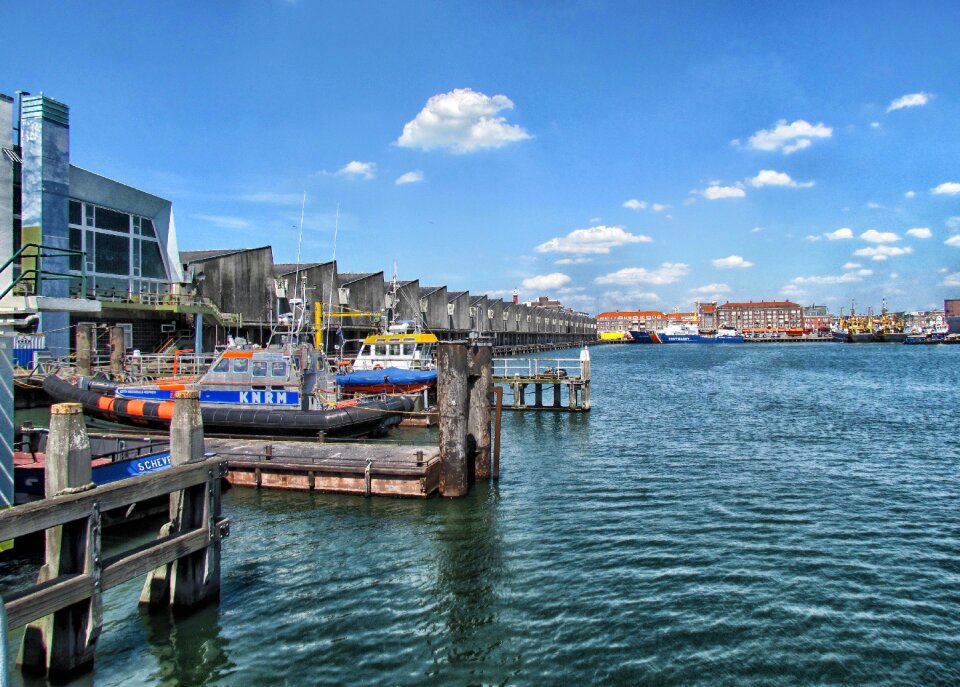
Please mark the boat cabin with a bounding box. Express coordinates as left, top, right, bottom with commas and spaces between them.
352, 332, 438, 371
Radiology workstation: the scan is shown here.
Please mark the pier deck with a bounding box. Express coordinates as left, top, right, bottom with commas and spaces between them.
207, 438, 440, 498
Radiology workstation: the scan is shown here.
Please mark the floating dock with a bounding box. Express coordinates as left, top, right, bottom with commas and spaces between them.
207, 438, 440, 498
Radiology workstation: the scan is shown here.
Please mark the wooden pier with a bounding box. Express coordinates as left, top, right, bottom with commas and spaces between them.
1, 395, 228, 681
492, 347, 591, 412
210, 438, 441, 498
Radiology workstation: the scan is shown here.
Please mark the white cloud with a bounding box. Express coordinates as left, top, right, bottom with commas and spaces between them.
702, 185, 746, 200
932, 182, 960, 195
194, 214, 252, 230
691, 283, 730, 294
337, 161, 376, 179
651, 203, 668, 212
748, 169, 814, 188
866, 202, 884, 209
904, 191, 916, 198
623, 199, 647, 211
521, 273, 571, 291
825, 227, 854, 240
535, 225, 652, 255
853, 245, 914, 260
394, 170, 424, 185
945, 235, 960, 247
712, 255, 754, 269
751, 226, 765, 233
237, 192, 304, 205
554, 257, 592, 265
396, 88, 531, 153
906, 227, 932, 239
790, 268, 872, 285
746, 119, 833, 154
805, 235, 821, 242
870, 122, 881, 129
942, 272, 960, 287
600, 290, 661, 307
842, 262, 862, 269
860, 229, 900, 243
887, 92, 931, 112
594, 263, 690, 285
781, 284, 808, 297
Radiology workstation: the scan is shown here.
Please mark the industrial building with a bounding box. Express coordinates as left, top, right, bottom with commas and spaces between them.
1, 92, 596, 363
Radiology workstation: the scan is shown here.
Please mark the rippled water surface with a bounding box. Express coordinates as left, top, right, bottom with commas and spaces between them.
7, 344, 960, 685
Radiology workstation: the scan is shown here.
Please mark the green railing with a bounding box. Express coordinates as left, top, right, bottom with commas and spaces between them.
0, 243, 86, 300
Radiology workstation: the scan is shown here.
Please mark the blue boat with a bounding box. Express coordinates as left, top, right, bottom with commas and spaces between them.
631, 324, 743, 344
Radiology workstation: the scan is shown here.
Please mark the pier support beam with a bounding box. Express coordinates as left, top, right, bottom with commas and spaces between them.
109, 326, 125, 377
534, 384, 543, 408
438, 343, 469, 497
19, 403, 101, 678
75, 324, 93, 377
140, 389, 221, 609
467, 342, 492, 480
553, 383, 562, 408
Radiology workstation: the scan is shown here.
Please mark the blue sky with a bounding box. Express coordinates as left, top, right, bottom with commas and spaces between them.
4, 1, 960, 313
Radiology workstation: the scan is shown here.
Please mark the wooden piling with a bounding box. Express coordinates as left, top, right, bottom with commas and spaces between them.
534, 383, 543, 408
437, 342, 469, 497
109, 326, 125, 376
467, 342, 492, 480
19, 403, 101, 678
553, 383, 562, 408
580, 347, 591, 410
75, 324, 93, 377
140, 389, 221, 608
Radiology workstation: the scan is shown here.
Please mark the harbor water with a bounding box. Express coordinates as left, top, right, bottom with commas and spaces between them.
6, 343, 960, 685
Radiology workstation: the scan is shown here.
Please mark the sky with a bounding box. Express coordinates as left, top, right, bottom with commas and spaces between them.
3, 0, 960, 314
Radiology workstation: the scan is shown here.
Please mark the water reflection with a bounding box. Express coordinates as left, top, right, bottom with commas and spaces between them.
140, 606, 234, 685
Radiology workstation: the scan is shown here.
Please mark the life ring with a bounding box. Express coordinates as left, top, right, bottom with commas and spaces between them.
373, 364, 383, 370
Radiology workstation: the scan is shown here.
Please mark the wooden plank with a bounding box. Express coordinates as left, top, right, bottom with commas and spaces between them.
0, 458, 225, 542
5, 574, 94, 630
103, 520, 226, 590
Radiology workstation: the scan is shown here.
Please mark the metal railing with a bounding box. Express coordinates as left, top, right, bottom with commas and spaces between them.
492, 356, 583, 380
0, 243, 86, 300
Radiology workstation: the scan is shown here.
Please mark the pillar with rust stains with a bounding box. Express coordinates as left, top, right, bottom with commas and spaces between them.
437, 342, 469, 497
109, 326, 125, 376
75, 323, 92, 377
19, 403, 101, 678
467, 342, 492, 480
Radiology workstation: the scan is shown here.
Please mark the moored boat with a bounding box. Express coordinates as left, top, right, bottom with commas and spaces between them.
336, 327, 438, 394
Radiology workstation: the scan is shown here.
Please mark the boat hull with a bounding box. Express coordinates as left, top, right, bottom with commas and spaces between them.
43, 375, 414, 437
630, 331, 743, 344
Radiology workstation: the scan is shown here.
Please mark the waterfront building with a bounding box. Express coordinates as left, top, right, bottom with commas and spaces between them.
717, 301, 803, 334
802, 305, 830, 333
697, 303, 718, 333
596, 310, 665, 334
945, 299, 960, 333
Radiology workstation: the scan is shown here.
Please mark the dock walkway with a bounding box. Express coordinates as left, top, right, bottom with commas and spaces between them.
208, 438, 440, 498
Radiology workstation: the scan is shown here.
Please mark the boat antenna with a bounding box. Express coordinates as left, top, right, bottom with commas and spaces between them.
293, 190, 306, 300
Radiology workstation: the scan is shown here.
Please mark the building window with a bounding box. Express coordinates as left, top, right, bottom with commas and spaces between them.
95, 232, 130, 275
95, 206, 130, 233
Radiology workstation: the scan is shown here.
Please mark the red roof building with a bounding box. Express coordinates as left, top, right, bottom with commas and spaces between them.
596, 310, 666, 333
717, 301, 803, 333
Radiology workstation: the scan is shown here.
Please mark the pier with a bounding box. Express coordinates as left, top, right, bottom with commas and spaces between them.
1, 394, 228, 680
492, 347, 591, 412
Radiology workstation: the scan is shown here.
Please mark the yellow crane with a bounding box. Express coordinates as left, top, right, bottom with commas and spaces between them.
313, 303, 382, 350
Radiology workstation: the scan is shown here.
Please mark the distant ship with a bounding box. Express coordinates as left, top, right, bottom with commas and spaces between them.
629, 324, 744, 344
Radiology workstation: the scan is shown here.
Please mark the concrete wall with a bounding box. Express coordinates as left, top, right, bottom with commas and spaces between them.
338, 272, 384, 342
187, 247, 275, 327
419, 286, 448, 332
470, 296, 487, 335
389, 279, 420, 328
447, 291, 471, 332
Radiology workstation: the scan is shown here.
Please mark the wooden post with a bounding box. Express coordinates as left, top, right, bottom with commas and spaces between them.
580, 347, 591, 410
467, 342, 492, 480
512, 382, 521, 409
75, 324, 93, 377
568, 381, 578, 410
109, 326, 125, 376
437, 342, 469, 497
19, 403, 101, 678
519, 384, 526, 406
534, 383, 543, 408
553, 383, 562, 408
140, 389, 221, 608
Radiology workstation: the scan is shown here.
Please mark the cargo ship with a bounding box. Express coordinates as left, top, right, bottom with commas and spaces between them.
629, 324, 744, 344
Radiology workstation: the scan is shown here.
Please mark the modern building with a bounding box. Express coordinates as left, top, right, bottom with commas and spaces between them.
802, 305, 830, 333
596, 310, 665, 334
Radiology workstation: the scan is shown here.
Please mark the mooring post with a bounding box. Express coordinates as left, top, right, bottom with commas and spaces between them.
75, 324, 93, 377
109, 326, 125, 377
568, 381, 578, 410
467, 342, 492, 480
580, 347, 591, 410
438, 342, 469, 497
534, 383, 543, 408
140, 389, 221, 608
553, 382, 562, 408
512, 381, 521, 409
19, 403, 102, 678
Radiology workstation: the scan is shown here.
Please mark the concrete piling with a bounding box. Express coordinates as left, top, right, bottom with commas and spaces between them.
19, 403, 101, 678
109, 326, 125, 376
437, 342, 470, 497
467, 342, 492, 480
75, 324, 93, 377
